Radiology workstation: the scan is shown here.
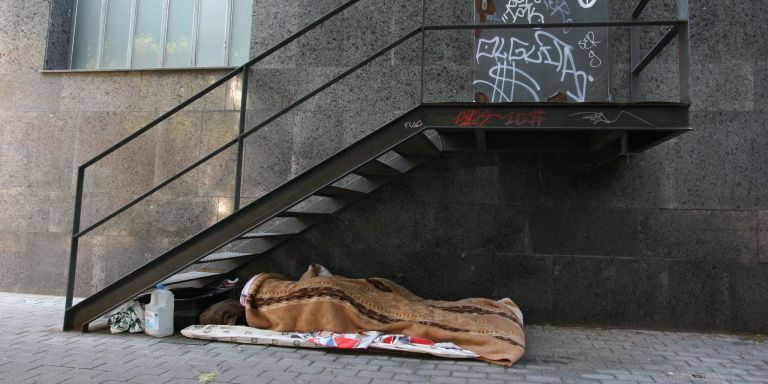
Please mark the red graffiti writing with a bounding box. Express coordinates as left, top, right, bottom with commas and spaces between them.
453, 109, 547, 127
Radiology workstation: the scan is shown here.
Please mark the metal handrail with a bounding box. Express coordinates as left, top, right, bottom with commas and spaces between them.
71, 27, 422, 241
65, 0, 362, 310
71, 18, 687, 239
77, 0, 362, 171
424, 20, 685, 30
65, 0, 690, 313
633, 0, 652, 18
630, 0, 689, 102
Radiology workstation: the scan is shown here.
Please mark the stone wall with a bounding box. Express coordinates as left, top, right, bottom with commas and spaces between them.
0, 0, 236, 296
0, 0, 766, 333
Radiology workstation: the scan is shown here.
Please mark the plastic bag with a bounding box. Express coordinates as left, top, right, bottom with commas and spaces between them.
108, 300, 144, 333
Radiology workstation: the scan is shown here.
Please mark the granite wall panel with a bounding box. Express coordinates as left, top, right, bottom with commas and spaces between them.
726, 264, 768, 332
0, 1, 242, 297
637, 209, 759, 264
760, 211, 768, 264
198, 112, 240, 198
0, 232, 70, 295
528, 207, 642, 258
0, 111, 76, 193
0, 0, 49, 74
551, 256, 668, 328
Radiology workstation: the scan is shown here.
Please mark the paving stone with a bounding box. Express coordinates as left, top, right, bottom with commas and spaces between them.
418, 369, 454, 376
128, 374, 172, 384
295, 373, 333, 383
452, 371, 488, 379
322, 368, 360, 378
467, 379, 504, 384
430, 377, 468, 384
601, 381, 639, 384
526, 376, 564, 383
393, 373, 431, 382
329, 378, 371, 384
357, 370, 394, 379
2, 293, 768, 384
614, 374, 654, 382
229, 376, 273, 384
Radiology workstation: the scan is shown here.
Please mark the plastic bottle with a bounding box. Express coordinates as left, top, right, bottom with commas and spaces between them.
144, 284, 174, 337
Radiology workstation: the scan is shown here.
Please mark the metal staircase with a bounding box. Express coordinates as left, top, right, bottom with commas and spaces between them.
63, 0, 691, 331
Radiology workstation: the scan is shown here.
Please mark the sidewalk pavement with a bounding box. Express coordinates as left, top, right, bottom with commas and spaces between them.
1, 292, 766, 384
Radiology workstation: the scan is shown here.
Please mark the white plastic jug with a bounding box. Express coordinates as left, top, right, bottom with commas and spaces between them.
144, 284, 174, 337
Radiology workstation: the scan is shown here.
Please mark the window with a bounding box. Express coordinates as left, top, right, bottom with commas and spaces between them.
70, 0, 252, 70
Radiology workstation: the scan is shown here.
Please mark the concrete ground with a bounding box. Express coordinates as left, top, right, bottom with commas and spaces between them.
1, 293, 766, 384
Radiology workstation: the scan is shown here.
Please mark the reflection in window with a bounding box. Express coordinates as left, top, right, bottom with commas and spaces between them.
70, 0, 253, 70
102, 0, 132, 69
197, 0, 228, 67
230, 0, 252, 65
164, 0, 195, 68
132, 0, 164, 68
71, 0, 101, 69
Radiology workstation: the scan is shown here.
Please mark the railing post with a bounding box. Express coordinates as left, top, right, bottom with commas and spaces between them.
419, 0, 426, 104
676, 0, 690, 104
63, 167, 85, 330
234, 66, 249, 211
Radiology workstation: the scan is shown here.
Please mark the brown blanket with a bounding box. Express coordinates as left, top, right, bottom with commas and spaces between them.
244, 265, 525, 365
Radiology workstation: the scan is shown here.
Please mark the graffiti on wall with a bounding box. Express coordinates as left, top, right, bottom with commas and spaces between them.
454, 108, 547, 127
473, 0, 610, 103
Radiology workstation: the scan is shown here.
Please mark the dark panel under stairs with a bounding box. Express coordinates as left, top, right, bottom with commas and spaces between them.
278, 210, 335, 218
64, 102, 688, 331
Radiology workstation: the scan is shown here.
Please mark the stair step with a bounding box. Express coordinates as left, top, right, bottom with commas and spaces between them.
393, 133, 441, 157
63, 108, 438, 332
239, 231, 295, 239
197, 251, 254, 263
354, 160, 402, 177
162, 271, 224, 285
314, 185, 367, 198
278, 210, 334, 218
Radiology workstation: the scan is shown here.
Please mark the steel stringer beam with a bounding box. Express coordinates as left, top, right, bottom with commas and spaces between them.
63, 107, 426, 331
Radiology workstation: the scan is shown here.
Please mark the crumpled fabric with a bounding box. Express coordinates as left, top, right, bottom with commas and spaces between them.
306, 331, 381, 349
108, 300, 144, 333
241, 264, 525, 366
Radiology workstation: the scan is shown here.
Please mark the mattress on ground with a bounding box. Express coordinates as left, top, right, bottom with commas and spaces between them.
181, 324, 479, 359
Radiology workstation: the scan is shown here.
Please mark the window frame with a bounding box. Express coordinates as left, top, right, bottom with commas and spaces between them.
68, 0, 243, 70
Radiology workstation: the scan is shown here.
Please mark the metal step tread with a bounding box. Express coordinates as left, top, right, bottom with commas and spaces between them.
315, 185, 368, 198
198, 251, 255, 263
393, 132, 441, 156
355, 160, 402, 177
162, 271, 224, 285
279, 210, 335, 218
239, 231, 296, 239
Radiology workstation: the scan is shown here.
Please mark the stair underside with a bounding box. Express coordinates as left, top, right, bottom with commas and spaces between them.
64, 102, 689, 331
